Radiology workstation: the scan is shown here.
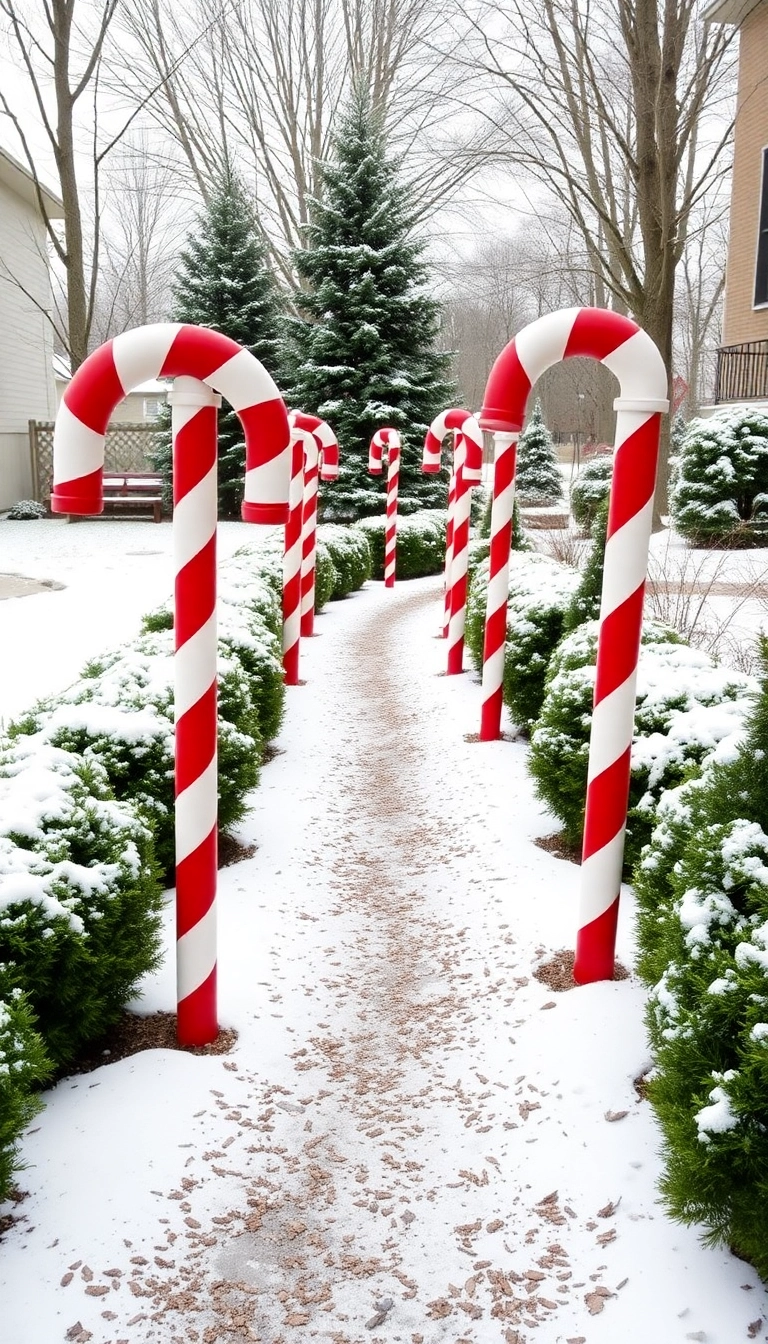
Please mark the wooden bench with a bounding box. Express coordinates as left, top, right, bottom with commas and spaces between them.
59, 472, 165, 523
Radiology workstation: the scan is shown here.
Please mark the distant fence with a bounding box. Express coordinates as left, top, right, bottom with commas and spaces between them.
714, 340, 768, 404
29, 420, 159, 503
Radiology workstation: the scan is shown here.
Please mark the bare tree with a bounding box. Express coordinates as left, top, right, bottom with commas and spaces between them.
673, 201, 728, 415
451, 0, 738, 520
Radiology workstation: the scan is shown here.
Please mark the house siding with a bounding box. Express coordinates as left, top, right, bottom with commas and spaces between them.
722, 1, 768, 345
0, 178, 58, 508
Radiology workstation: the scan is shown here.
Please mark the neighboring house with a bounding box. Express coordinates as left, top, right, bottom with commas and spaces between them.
53, 354, 168, 423
0, 145, 63, 509
705, 0, 768, 409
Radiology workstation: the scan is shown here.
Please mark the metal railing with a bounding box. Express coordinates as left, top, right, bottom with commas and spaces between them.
714, 340, 768, 403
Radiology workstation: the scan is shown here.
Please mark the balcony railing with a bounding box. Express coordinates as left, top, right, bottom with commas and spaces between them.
715, 340, 768, 403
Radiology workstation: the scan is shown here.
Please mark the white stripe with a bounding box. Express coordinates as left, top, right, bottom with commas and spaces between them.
244, 446, 291, 507
173, 464, 217, 573
486, 567, 511, 616
586, 673, 638, 782
176, 755, 218, 864
514, 309, 580, 386
490, 482, 516, 533
284, 538, 302, 578
177, 899, 217, 1003
578, 829, 627, 928
602, 329, 668, 403
283, 606, 301, 654
481, 644, 505, 693
113, 323, 181, 393
174, 614, 217, 721
300, 587, 314, 617
53, 401, 104, 485
599, 497, 654, 618
207, 348, 279, 410
448, 605, 467, 644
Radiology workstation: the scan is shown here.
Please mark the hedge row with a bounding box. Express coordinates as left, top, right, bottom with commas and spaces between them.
355, 510, 447, 580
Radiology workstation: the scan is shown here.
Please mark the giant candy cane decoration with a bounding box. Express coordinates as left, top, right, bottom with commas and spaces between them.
369, 428, 401, 587
52, 323, 290, 1045
423, 409, 483, 670
288, 411, 339, 637
479, 307, 668, 983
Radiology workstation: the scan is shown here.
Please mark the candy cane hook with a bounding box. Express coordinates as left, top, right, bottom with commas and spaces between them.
52, 323, 290, 1045
288, 411, 339, 637
479, 307, 668, 983
423, 409, 483, 642
369, 428, 401, 588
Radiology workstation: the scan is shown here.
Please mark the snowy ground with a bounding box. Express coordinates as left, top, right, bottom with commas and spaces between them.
1, 517, 767, 1344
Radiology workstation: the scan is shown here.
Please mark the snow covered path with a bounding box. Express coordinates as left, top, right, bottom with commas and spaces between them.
1, 544, 766, 1343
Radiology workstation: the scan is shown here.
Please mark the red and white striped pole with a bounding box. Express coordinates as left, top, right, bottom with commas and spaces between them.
369, 428, 401, 588
478, 430, 518, 733
446, 419, 483, 674
51, 323, 290, 1043
288, 411, 339, 637
443, 470, 457, 637
479, 307, 668, 982
423, 408, 480, 638
283, 427, 311, 684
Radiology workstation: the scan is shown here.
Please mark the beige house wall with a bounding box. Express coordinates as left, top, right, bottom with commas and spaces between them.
722, 1, 768, 345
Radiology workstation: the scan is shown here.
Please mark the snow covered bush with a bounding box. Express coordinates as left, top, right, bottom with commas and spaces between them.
0, 736, 163, 1068
356, 510, 447, 580
313, 540, 338, 611
316, 523, 372, 596
0, 990, 51, 1202
465, 551, 581, 731
515, 400, 563, 506
9, 634, 261, 883
5, 499, 46, 520
528, 621, 754, 866
670, 407, 768, 546
633, 651, 768, 1276
570, 454, 613, 533
561, 497, 609, 633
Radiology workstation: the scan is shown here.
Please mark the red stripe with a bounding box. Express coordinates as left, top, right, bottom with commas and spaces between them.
482, 601, 508, 665
64, 342, 124, 433
480, 686, 504, 740
564, 308, 639, 361
283, 640, 300, 684
239, 398, 290, 468
51, 466, 104, 515
447, 640, 464, 675
177, 963, 218, 1046
174, 406, 217, 499
608, 416, 661, 537
481, 344, 531, 432
594, 585, 645, 703
175, 826, 217, 937
444, 408, 470, 430
582, 748, 632, 860
175, 535, 216, 647
161, 325, 241, 381
573, 899, 620, 983
175, 684, 217, 795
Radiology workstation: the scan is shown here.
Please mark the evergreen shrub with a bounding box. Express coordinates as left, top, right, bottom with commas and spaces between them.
0, 737, 163, 1068
516, 400, 563, 505
355, 510, 446, 580
570, 455, 613, 532
562, 497, 609, 632
633, 647, 768, 1274
670, 407, 768, 546
316, 524, 372, 597
0, 990, 51, 1201
529, 621, 753, 864
313, 541, 338, 611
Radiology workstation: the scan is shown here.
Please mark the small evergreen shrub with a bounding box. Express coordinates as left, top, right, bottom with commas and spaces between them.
313, 541, 338, 611
562, 497, 609, 633
570, 455, 613, 532
355, 510, 447, 580
670, 407, 768, 546
0, 990, 51, 1202
0, 736, 163, 1067
516, 399, 563, 506
316, 523, 372, 596
6, 500, 46, 520
466, 538, 490, 585
529, 621, 753, 864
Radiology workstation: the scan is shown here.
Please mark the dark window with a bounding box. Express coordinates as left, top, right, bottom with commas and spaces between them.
756, 146, 768, 306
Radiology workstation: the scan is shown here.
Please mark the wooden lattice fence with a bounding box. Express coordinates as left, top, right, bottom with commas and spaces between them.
29, 421, 160, 503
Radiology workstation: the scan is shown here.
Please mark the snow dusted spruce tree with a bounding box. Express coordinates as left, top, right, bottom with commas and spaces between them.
515, 399, 563, 506
670, 407, 768, 545
153, 170, 284, 518
287, 84, 455, 521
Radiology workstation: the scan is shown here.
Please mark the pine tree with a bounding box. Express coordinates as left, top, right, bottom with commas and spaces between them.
670, 407, 768, 545
515, 400, 563, 505
287, 84, 455, 521
153, 171, 284, 518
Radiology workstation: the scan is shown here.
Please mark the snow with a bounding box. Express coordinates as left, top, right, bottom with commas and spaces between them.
694, 1077, 739, 1144
0, 518, 766, 1342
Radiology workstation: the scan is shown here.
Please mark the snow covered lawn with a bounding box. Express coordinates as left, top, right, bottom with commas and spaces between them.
0, 517, 766, 1343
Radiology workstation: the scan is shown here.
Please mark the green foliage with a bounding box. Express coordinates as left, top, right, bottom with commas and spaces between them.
316, 523, 373, 596
152, 170, 285, 518
0, 736, 163, 1068
0, 991, 52, 1202
670, 407, 768, 546
516, 400, 563, 505
314, 541, 338, 611
570, 455, 613, 532
355, 510, 446, 580
529, 621, 751, 864
562, 496, 609, 633
287, 85, 454, 521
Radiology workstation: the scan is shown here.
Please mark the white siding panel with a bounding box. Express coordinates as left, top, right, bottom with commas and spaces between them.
0, 180, 58, 457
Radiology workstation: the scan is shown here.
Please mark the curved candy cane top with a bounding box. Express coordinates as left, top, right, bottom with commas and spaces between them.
52, 323, 290, 523
423, 408, 483, 484
288, 410, 339, 481
369, 428, 401, 474
479, 308, 668, 432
